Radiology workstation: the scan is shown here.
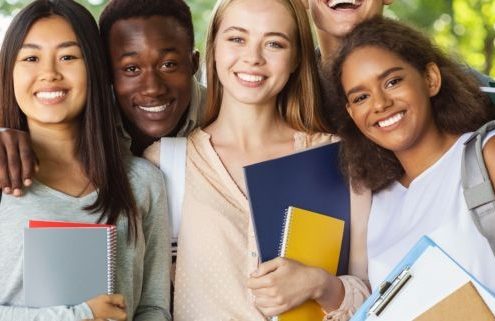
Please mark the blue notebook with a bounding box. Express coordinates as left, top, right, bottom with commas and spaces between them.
243, 142, 350, 275
351, 236, 495, 321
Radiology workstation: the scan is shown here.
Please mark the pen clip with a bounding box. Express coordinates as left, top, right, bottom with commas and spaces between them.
367, 266, 412, 317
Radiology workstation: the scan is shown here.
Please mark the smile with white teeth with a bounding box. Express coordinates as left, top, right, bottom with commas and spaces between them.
35, 91, 66, 99
236, 73, 264, 83
328, 0, 359, 9
377, 112, 404, 128
138, 103, 170, 113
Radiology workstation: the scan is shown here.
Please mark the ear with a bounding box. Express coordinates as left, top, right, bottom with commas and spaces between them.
299, 0, 309, 10
191, 49, 200, 75
425, 62, 441, 97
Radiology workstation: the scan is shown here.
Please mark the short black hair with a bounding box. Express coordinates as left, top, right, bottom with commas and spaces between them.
99, 0, 195, 51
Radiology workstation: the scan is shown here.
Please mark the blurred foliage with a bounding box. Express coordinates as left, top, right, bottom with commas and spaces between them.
0, 0, 493, 76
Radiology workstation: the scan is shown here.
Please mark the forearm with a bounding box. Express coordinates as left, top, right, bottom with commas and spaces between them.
0, 302, 93, 321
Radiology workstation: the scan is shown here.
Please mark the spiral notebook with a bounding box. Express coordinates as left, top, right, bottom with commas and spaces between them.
244, 142, 350, 275
24, 220, 117, 307
275, 206, 345, 321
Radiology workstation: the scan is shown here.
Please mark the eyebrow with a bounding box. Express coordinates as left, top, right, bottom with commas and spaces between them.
346, 66, 404, 96
119, 47, 177, 59
21, 41, 80, 50
222, 26, 291, 41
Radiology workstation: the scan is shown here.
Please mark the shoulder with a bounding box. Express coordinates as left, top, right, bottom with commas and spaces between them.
143, 141, 161, 167
124, 156, 165, 190
483, 134, 495, 185
294, 131, 338, 148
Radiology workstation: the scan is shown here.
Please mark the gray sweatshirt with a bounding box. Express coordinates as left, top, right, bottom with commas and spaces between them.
0, 157, 171, 321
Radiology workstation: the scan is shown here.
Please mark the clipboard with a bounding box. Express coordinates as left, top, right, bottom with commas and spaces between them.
351, 236, 495, 321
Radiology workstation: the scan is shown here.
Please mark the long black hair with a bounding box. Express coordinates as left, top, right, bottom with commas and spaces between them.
0, 0, 139, 240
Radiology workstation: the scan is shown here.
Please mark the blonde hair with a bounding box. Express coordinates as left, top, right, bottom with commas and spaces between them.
202, 0, 324, 132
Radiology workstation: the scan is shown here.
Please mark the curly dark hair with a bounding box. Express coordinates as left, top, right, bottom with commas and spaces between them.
99, 0, 194, 53
326, 16, 494, 192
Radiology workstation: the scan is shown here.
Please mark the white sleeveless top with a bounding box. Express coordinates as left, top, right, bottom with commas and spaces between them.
367, 132, 495, 292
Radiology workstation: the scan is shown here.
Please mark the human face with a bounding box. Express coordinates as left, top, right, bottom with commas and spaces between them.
214, 0, 297, 107
13, 16, 87, 128
307, 0, 393, 39
109, 16, 198, 139
341, 46, 441, 154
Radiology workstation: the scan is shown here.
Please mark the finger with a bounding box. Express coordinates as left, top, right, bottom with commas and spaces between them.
106, 307, 127, 321
253, 296, 286, 317
18, 133, 36, 183
247, 272, 279, 290
6, 140, 22, 191
251, 257, 285, 277
107, 294, 126, 309
0, 146, 11, 190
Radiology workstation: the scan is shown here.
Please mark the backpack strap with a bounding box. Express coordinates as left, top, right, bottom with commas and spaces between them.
160, 137, 187, 244
462, 120, 495, 254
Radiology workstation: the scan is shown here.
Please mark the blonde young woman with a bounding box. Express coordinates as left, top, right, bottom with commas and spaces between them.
145, 0, 370, 319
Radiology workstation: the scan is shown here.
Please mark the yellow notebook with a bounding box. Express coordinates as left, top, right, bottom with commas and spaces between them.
276, 206, 345, 321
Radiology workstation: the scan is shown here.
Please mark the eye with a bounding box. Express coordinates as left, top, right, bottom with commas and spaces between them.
228, 37, 244, 44
266, 41, 284, 49
160, 61, 178, 71
385, 77, 402, 88
22, 56, 38, 62
60, 55, 77, 61
350, 93, 369, 105
123, 65, 140, 74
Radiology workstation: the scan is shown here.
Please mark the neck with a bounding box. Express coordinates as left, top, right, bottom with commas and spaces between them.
396, 130, 459, 187
29, 120, 80, 164
206, 95, 295, 151
316, 29, 343, 65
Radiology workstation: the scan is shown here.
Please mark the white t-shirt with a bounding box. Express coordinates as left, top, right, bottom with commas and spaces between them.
367, 132, 495, 292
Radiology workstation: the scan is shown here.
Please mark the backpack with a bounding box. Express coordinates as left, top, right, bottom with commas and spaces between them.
462, 120, 495, 255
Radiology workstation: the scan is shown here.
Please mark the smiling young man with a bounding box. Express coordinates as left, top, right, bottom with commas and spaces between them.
0, 0, 205, 193
301, 0, 393, 64
99, 0, 205, 155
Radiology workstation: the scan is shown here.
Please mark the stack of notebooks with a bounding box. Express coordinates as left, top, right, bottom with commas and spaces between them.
24, 220, 117, 307
244, 142, 350, 320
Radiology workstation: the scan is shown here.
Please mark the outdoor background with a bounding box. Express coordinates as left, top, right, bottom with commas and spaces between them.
0, 0, 493, 77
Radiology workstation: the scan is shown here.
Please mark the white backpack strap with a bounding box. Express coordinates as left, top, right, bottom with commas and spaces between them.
160, 137, 187, 244
462, 120, 495, 255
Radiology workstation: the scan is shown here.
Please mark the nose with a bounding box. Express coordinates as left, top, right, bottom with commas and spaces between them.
373, 89, 393, 112
39, 59, 62, 82
242, 42, 265, 66
141, 69, 167, 97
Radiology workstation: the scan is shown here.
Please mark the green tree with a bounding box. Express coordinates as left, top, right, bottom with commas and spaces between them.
1, 0, 493, 77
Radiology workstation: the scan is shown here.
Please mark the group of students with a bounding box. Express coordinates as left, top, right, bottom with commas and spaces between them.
0, 0, 494, 321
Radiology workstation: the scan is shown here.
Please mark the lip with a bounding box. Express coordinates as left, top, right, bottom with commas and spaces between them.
34, 88, 69, 105
374, 111, 406, 129
234, 72, 267, 88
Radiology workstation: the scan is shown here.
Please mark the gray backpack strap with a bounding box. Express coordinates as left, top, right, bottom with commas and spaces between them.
462, 120, 495, 255
160, 137, 187, 245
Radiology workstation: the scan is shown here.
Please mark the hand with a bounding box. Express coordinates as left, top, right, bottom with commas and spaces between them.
0, 129, 37, 196
247, 257, 343, 317
86, 294, 127, 321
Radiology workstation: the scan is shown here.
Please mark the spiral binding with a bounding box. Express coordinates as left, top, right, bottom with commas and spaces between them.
278, 207, 294, 257
107, 226, 117, 294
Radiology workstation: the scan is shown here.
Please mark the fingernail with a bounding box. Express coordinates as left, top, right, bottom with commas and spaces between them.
3, 187, 11, 194
24, 178, 32, 186
13, 189, 22, 197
